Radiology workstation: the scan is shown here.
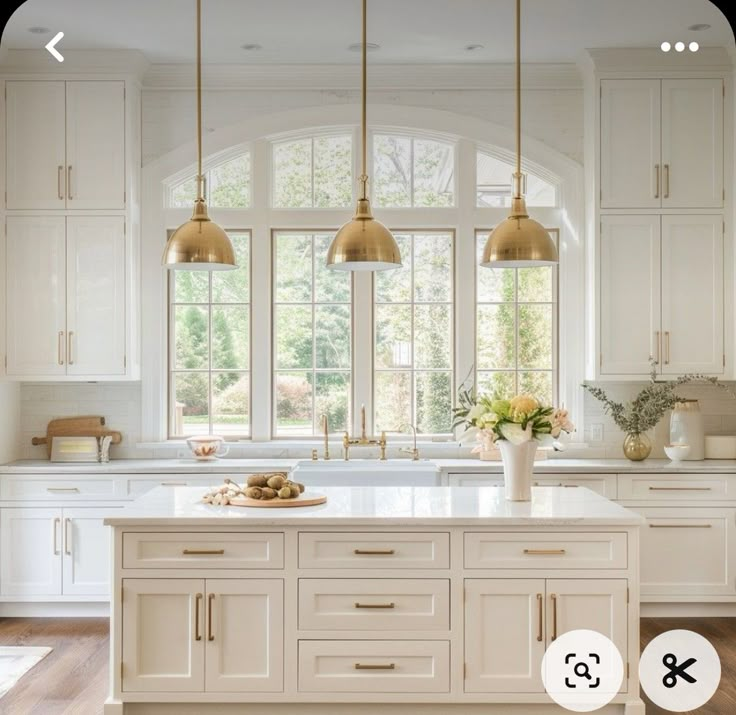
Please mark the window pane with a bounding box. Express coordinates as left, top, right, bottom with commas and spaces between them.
315, 305, 350, 369
170, 176, 198, 208
375, 304, 412, 369
212, 233, 249, 303
518, 304, 553, 369
275, 234, 312, 302
518, 266, 552, 302
476, 237, 515, 302
476, 151, 557, 207
208, 154, 251, 208
477, 370, 516, 399
477, 304, 515, 370
315, 372, 350, 432
173, 372, 209, 435
414, 234, 452, 302
373, 135, 411, 207
275, 372, 313, 435
212, 372, 249, 434
313, 135, 352, 208
415, 304, 451, 369
416, 371, 452, 433
375, 235, 412, 303
519, 371, 553, 403
212, 306, 249, 370
174, 271, 209, 304
273, 139, 312, 208
314, 235, 350, 303
275, 305, 312, 369
174, 306, 209, 369
414, 139, 454, 207
375, 372, 411, 432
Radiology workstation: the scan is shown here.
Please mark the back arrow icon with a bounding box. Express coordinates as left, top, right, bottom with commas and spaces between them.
45, 32, 64, 62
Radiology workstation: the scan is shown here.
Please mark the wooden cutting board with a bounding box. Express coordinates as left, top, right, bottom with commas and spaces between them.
228, 493, 327, 508
31, 416, 122, 457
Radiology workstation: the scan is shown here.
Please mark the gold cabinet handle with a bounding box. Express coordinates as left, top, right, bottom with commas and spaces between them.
664, 330, 671, 365
536, 593, 543, 642
354, 602, 395, 609
58, 331, 65, 365
654, 331, 661, 365
47, 487, 80, 493
550, 594, 558, 641
67, 331, 74, 365
64, 517, 72, 555
182, 549, 225, 555
52, 517, 60, 555
648, 486, 712, 491
664, 163, 670, 198
161, 482, 188, 486
649, 523, 713, 528
354, 663, 395, 670
654, 164, 660, 199
58, 166, 64, 200
524, 549, 566, 555
67, 165, 73, 200
354, 549, 395, 555
194, 593, 203, 641
207, 593, 215, 641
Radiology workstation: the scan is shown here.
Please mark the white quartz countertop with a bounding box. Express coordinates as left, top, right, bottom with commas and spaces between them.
431, 458, 736, 473
104, 485, 644, 527
0, 458, 299, 474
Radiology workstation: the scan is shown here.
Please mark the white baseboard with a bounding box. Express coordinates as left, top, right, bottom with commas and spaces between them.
0, 601, 109, 617
641, 602, 736, 617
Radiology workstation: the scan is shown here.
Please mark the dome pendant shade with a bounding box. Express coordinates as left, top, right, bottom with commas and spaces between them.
327, 197, 402, 271
481, 196, 558, 268
162, 199, 237, 271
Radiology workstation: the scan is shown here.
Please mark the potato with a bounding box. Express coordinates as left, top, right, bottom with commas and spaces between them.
260, 487, 276, 500
295, 482, 305, 493
289, 484, 301, 498
247, 474, 268, 488
277, 486, 293, 499
267, 475, 286, 490
244, 486, 263, 499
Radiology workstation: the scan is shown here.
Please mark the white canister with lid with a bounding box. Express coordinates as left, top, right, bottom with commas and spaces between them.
669, 400, 705, 460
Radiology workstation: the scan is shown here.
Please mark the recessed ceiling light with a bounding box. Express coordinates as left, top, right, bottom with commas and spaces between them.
674, 41, 685, 52
688, 23, 711, 31
241, 43, 262, 51
660, 41, 671, 52
689, 41, 700, 52
348, 42, 380, 52
465, 43, 485, 52
27, 26, 49, 34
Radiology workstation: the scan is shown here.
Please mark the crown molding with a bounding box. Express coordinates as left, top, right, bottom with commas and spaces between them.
142, 62, 583, 91
587, 47, 733, 75
0, 50, 150, 80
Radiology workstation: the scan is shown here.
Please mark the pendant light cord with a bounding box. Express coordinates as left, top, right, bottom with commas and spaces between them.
514, 0, 522, 197
360, 0, 368, 201
196, 0, 203, 202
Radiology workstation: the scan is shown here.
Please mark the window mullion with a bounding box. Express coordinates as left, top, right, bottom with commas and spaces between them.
353, 272, 374, 438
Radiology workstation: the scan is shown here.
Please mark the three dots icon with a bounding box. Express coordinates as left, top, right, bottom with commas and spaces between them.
661, 41, 699, 52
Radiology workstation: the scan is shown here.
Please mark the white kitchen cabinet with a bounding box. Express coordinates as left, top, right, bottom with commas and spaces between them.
66, 216, 126, 376
599, 215, 661, 375
62, 508, 117, 597
660, 214, 723, 374
5, 216, 67, 376
661, 79, 723, 208
5, 80, 125, 210
600, 79, 661, 209
5, 81, 67, 210
464, 579, 545, 693
5, 215, 128, 379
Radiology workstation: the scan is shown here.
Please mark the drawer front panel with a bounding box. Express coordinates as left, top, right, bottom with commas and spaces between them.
123, 532, 284, 569
299, 579, 450, 631
464, 532, 627, 569
125, 476, 222, 499
298, 640, 450, 693
1, 476, 118, 500
618, 474, 732, 501
299, 532, 449, 569
449, 474, 616, 497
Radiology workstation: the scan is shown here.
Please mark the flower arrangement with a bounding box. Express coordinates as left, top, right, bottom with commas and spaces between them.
452, 387, 574, 453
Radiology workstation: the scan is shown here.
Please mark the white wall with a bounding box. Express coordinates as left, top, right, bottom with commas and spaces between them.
0, 382, 20, 463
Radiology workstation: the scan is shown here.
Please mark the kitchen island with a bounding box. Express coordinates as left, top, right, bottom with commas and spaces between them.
104, 485, 645, 714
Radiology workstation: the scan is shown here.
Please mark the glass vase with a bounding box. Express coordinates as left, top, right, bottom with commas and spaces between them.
623, 432, 652, 461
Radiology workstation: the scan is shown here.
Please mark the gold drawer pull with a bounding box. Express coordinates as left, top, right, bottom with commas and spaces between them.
649, 524, 713, 529
354, 663, 395, 670
194, 593, 203, 641
354, 549, 395, 555
207, 593, 215, 641
536, 593, 543, 642
47, 487, 80, 493
524, 549, 566, 555
648, 487, 712, 491
161, 482, 188, 486
550, 593, 558, 641
354, 602, 395, 609
182, 549, 225, 555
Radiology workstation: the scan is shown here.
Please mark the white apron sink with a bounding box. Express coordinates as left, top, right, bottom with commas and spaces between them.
292, 459, 440, 487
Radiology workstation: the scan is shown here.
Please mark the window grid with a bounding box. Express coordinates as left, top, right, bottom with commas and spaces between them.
168, 152, 252, 209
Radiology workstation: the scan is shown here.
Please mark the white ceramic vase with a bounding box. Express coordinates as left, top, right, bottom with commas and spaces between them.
498, 439, 538, 501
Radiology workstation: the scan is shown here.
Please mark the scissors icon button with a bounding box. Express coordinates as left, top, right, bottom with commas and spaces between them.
662, 653, 697, 688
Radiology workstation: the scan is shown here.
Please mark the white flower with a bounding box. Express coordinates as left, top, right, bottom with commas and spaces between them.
467, 404, 485, 422
500, 422, 533, 445
458, 426, 479, 445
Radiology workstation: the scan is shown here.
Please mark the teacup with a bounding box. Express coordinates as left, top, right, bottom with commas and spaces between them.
186, 435, 229, 461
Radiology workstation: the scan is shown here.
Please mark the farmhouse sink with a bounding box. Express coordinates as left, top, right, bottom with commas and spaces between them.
292, 459, 441, 487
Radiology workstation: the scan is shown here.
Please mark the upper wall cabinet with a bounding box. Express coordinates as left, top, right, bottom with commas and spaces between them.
600, 78, 723, 209
6, 80, 125, 210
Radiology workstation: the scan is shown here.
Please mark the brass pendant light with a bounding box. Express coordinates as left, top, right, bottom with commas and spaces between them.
481, 0, 558, 268
326, 0, 401, 271
162, 0, 236, 271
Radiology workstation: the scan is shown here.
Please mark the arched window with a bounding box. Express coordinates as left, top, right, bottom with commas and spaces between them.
168, 151, 251, 208
476, 150, 557, 208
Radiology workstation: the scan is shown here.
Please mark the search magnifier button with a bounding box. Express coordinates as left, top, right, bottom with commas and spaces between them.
574, 662, 592, 680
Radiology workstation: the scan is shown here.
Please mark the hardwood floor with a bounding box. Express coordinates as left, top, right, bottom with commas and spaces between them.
0, 617, 734, 713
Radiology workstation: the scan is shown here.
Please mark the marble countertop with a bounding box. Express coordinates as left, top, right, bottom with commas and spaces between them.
104, 485, 644, 527
0, 458, 299, 474
431, 458, 736, 473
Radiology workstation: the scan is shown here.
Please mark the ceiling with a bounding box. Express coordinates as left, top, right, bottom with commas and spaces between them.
1, 0, 733, 64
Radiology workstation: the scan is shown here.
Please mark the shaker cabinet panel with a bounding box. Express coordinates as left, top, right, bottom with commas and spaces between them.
5, 81, 67, 209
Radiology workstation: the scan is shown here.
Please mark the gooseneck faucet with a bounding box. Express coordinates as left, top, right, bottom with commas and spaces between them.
320, 414, 330, 460
399, 423, 420, 461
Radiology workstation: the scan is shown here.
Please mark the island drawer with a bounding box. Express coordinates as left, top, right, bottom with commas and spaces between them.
122, 532, 284, 569
298, 579, 450, 631
298, 532, 450, 569
618, 474, 732, 501
464, 532, 627, 569
298, 640, 450, 692
125, 476, 223, 498
0, 475, 120, 501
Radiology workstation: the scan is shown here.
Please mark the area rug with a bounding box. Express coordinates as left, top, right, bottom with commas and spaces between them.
0, 646, 52, 698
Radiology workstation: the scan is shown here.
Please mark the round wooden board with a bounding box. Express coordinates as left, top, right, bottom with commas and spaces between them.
228, 493, 327, 508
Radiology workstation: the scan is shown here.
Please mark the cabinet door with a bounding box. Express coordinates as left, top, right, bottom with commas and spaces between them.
205, 579, 283, 692
66, 216, 126, 376
65, 81, 125, 209
599, 215, 661, 375
464, 579, 545, 693
61, 508, 120, 597
661, 215, 723, 374
634, 507, 736, 597
661, 79, 723, 208
121, 579, 204, 692
5, 216, 67, 376
6, 81, 66, 209
0, 508, 62, 596
600, 79, 661, 208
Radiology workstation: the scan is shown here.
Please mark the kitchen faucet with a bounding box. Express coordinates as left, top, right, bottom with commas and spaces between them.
320, 413, 330, 461
343, 404, 387, 461
399, 423, 420, 461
